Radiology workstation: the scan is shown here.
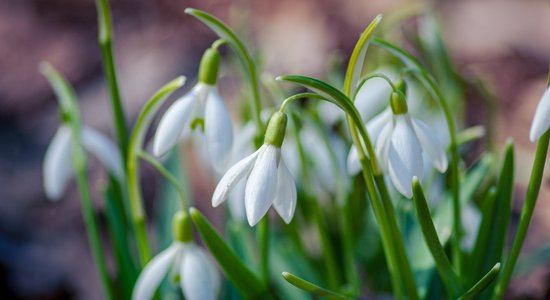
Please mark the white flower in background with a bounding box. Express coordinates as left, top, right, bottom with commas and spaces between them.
282, 126, 349, 198
213, 112, 296, 226
43, 125, 123, 201
529, 86, 550, 142
348, 90, 448, 198
133, 211, 220, 300
153, 47, 233, 172
354, 67, 399, 123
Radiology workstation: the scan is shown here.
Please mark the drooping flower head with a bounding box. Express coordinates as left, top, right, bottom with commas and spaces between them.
212, 111, 297, 226
153, 47, 233, 172
133, 211, 220, 300
43, 125, 124, 201
348, 80, 448, 197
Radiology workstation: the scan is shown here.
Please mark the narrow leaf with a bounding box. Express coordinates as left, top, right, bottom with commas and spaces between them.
459, 263, 501, 300
412, 178, 462, 298
469, 141, 514, 290
189, 208, 267, 298
282, 272, 352, 300
343, 14, 383, 97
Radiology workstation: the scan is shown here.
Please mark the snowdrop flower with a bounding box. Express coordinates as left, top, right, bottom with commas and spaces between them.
529, 86, 550, 142
133, 211, 220, 300
213, 111, 297, 226
153, 47, 233, 172
43, 125, 123, 201
348, 89, 448, 198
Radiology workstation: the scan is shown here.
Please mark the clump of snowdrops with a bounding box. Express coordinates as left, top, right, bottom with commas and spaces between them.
41, 1, 550, 299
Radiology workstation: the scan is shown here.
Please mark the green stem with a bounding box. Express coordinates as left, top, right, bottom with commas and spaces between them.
357, 157, 403, 299
137, 150, 187, 209
72, 146, 115, 300
492, 132, 550, 299
184, 8, 264, 139
258, 217, 270, 284
95, 0, 128, 162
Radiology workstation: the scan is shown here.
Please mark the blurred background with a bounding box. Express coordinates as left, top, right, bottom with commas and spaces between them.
1, 0, 550, 299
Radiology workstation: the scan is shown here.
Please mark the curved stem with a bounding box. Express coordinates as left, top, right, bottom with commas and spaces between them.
212, 38, 228, 50
279, 93, 326, 112
353, 73, 397, 100
137, 150, 187, 209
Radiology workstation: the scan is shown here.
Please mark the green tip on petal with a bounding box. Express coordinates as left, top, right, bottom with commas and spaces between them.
173, 210, 193, 242
264, 111, 287, 147
390, 91, 408, 115
199, 48, 221, 85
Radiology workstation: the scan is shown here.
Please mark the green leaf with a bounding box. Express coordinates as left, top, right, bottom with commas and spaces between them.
343, 14, 383, 97
459, 263, 501, 300
469, 141, 514, 287
282, 272, 352, 300
412, 178, 462, 298
189, 208, 267, 299
409, 154, 493, 296
102, 184, 137, 299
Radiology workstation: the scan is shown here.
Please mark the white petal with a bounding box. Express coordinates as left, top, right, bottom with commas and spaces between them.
228, 178, 246, 221
346, 145, 361, 175
245, 145, 279, 226
81, 127, 124, 179
300, 128, 334, 192
132, 243, 181, 300
375, 123, 393, 171
205, 87, 233, 173
43, 126, 73, 201
212, 147, 261, 207
281, 139, 300, 180
273, 160, 297, 224
180, 245, 220, 300
366, 109, 392, 142
355, 78, 393, 122
153, 90, 197, 157
387, 115, 423, 198
530, 87, 550, 142
411, 118, 448, 173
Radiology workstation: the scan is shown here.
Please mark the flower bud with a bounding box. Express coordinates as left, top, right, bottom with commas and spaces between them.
198, 48, 221, 85
264, 111, 288, 147
390, 91, 408, 115
173, 211, 193, 243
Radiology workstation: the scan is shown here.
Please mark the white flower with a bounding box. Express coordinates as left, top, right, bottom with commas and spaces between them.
153, 82, 233, 172
132, 242, 220, 300
43, 125, 123, 201
213, 112, 296, 226
529, 86, 550, 142
347, 91, 448, 198
213, 144, 296, 226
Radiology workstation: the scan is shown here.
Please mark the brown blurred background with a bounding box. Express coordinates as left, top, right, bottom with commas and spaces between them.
1, 0, 550, 299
